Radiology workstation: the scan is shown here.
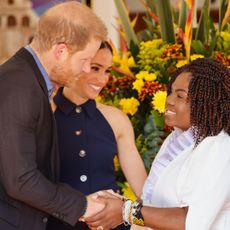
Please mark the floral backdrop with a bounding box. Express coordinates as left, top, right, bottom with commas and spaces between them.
97, 0, 230, 199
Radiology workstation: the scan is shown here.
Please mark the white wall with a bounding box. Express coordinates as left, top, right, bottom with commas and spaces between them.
91, 0, 119, 49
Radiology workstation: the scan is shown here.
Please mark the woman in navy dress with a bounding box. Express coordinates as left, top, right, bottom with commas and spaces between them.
47, 41, 147, 230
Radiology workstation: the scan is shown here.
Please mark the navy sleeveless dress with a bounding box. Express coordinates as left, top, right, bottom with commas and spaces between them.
46, 88, 130, 230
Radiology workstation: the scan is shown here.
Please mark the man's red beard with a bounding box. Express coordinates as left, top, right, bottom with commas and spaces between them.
50, 63, 76, 88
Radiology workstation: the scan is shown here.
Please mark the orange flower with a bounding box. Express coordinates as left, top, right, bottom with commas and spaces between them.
182, 0, 195, 60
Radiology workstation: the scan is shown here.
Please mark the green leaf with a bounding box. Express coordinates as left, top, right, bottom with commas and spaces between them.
137, 29, 154, 42
129, 40, 139, 59
209, 35, 218, 55
113, 0, 139, 47
195, 0, 210, 43
142, 15, 157, 34
178, 0, 187, 31
151, 110, 165, 129
153, 0, 176, 43
145, 0, 156, 13
191, 40, 208, 55
219, 0, 228, 30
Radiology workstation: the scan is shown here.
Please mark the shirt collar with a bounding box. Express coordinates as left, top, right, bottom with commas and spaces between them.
25, 45, 53, 98
53, 88, 97, 117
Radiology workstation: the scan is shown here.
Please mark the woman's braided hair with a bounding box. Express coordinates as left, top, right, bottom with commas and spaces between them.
168, 58, 230, 145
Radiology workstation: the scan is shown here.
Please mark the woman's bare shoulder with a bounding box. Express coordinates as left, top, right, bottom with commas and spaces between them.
96, 102, 127, 120
96, 102, 131, 138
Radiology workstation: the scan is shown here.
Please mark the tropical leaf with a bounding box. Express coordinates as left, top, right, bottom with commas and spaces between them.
184, 2, 194, 60
219, 0, 229, 30
140, 0, 159, 23
129, 40, 139, 60
145, 0, 156, 13
113, 0, 139, 47
209, 35, 218, 55
191, 40, 208, 55
195, 0, 210, 43
153, 0, 176, 44
178, 0, 187, 31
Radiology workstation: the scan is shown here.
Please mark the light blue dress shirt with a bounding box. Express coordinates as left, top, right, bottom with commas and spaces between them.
25, 45, 53, 98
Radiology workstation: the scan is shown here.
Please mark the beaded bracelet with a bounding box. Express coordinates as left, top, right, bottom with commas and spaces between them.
122, 199, 132, 225
132, 200, 144, 226
122, 199, 145, 226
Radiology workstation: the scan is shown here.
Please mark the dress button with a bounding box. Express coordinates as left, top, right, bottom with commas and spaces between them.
42, 217, 48, 223
80, 175, 87, 182
75, 130, 82, 136
75, 107, 82, 113
79, 150, 86, 157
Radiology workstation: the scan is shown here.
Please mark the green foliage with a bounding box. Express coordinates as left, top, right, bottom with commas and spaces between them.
178, 0, 187, 31
219, 0, 229, 30
153, 0, 176, 44
108, 0, 230, 195
216, 23, 230, 55
136, 111, 167, 172
195, 0, 210, 43
114, 0, 139, 47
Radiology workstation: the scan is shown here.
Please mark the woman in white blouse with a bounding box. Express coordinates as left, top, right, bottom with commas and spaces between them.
86, 58, 230, 230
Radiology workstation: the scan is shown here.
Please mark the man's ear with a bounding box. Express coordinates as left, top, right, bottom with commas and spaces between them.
53, 43, 68, 60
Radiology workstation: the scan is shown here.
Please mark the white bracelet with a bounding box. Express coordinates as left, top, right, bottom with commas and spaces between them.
122, 199, 132, 225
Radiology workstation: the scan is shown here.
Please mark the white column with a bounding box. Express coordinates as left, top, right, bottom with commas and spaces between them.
91, 0, 119, 49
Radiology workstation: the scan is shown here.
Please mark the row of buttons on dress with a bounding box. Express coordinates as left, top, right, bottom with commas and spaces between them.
75, 106, 88, 183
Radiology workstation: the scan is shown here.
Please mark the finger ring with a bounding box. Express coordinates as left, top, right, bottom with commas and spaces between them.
97, 226, 103, 230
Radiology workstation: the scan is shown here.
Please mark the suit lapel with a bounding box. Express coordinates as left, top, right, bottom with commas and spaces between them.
14, 48, 49, 98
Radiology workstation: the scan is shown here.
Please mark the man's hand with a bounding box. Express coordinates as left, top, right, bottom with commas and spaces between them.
85, 195, 124, 230
80, 192, 106, 221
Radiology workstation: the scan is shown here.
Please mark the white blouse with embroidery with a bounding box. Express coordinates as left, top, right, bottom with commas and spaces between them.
140, 130, 230, 230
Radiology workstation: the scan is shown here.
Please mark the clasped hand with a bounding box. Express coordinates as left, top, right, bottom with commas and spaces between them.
81, 190, 124, 230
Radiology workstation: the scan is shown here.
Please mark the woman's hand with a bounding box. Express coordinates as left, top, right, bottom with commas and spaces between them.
85, 194, 124, 230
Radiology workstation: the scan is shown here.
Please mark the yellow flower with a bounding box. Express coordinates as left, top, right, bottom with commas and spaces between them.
112, 54, 120, 64
122, 182, 137, 201
176, 59, 188, 68
112, 49, 133, 76
152, 91, 167, 113
190, 54, 204, 61
144, 72, 157, 82
135, 71, 147, 80
128, 56, 135, 67
140, 39, 163, 49
220, 31, 230, 42
119, 97, 140, 115
220, 31, 230, 51
113, 155, 120, 172
135, 71, 157, 82
95, 96, 102, 103
132, 79, 144, 94
138, 39, 165, 72
120, 55, 133, 74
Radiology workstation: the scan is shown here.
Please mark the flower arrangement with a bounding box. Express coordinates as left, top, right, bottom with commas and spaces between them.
98, 0, 230, 199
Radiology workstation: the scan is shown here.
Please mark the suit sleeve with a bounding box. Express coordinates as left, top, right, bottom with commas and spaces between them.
0, 77, 86, 226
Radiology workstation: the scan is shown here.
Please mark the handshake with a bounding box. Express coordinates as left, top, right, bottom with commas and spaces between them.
80, 190, 144, 230
80, 190, 125, 230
